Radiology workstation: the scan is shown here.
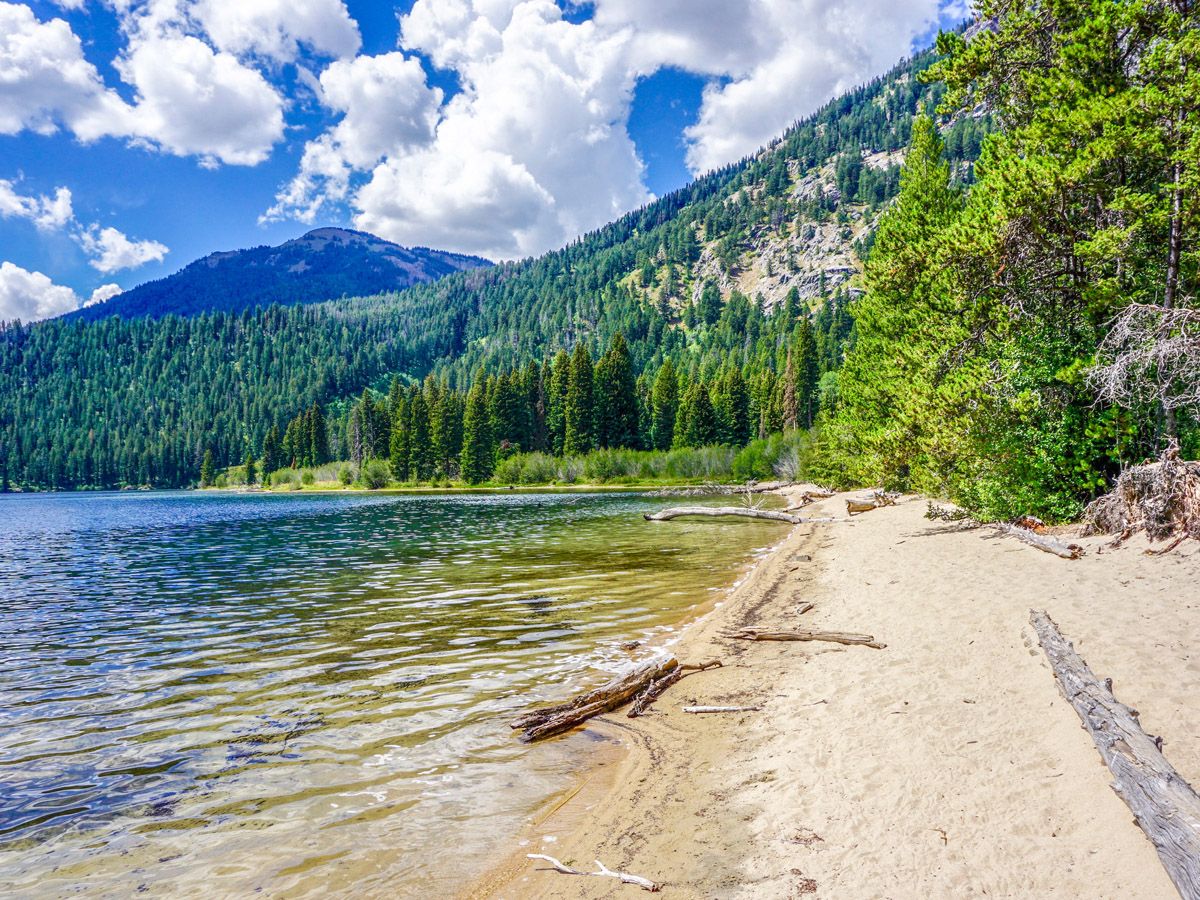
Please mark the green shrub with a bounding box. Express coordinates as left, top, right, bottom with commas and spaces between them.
301, 470, 315, 485
360, 459, 391, 489
338, 465, 354, 486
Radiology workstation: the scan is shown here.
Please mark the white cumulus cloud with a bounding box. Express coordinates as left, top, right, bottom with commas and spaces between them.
0, 179, 74, 230
87, 282, 124, 305
271, 0, 964, 260
0, 2, 130, 138
191, 0, 360, 63
0, 261, 82, 321
264, 51, 442, 223
77, 225, 169, 273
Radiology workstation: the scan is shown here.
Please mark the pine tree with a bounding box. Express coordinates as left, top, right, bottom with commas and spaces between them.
547, 350, 570, 456
715, 367, 751, 445
408, 389, 434, 481
389, 392, 411, 481
650, 359, 679, 451
460, 381, 494, 484
261, 425, 282, 475
564, 343, 595, 455
594, 333, 639, 448
309, 404, 328, 465
244, 450, 257, 486
794, 318, 819, 427
781, 352, 799, 430
199, 448, 215, 487
699, 281, 722, 327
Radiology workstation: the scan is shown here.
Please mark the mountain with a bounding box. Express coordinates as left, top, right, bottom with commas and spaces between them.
73, 228, 492, 321
0, 45, 992, 490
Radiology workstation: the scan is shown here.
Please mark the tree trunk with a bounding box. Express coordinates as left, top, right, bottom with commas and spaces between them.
1030, 611, 1200, 898
644, 506, 804, 524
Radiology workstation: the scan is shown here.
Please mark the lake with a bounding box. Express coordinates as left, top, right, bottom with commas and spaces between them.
0, 490, 786, 897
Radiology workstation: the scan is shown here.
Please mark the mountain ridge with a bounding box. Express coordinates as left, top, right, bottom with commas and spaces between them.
72, 227, 491, 321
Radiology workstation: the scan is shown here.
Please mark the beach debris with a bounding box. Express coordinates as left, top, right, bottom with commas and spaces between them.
526, 854, 661, 892
1082, 442, 1200, 551
619, 640, 642, 651
925, 503, 1084, 559
514, 656, 725, 740
627, 659, 723, 718
786, 488, 835, 511
1030, 610, 1200, 897
512, 656, 679, 742
994, 523, 1085, 560
728, 628, 886, 649
846, 490, 898, 516
796, 602, 815, 616
682, 705, 761, 714
644, 506, 807, 524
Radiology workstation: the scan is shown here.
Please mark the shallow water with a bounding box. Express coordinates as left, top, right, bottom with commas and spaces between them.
0, 490, 785, 897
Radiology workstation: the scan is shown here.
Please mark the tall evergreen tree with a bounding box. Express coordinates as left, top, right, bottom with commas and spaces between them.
650, 359, 679, 451
594, 333, 639, 448
460, 381, 494, 484
547, 350, 571, 456
408, 389, 434, 481
199, 448, 215, 487
564, 343, 595, 455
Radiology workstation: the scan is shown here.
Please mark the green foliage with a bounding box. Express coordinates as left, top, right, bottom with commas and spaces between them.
199, 449, 215, 488
359, 459, 392, 489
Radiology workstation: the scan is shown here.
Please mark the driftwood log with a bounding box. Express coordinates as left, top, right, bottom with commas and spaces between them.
996, 524, 1084, 560
787, 488, 835, 511
846, 491, 898, 516
1031, 610, 1200, 897
644, 506, 804, 524
628, 659, 722, 718
526, 855, 660, 892
728, 628, 886, 650
683, 705, 761, 714
512, 656, 678, 742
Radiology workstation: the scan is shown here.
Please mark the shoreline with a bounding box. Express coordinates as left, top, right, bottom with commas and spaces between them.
475, 488, 1200, 899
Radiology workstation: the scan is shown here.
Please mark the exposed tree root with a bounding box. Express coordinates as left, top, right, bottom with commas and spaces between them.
1083, 442, 1200, 548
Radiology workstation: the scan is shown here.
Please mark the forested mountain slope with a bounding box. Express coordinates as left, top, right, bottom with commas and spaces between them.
0, 46, 990, 490
71, 228, 491, 321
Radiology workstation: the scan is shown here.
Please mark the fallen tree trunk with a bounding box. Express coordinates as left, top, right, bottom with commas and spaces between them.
644, 506, 804, 524
628, 659, 722, 718
728, 628, 886, 649
1031, 610, 1200, 898
512, 656, 678, 742
683, 705, 760, 714
996, 524, 1084, 560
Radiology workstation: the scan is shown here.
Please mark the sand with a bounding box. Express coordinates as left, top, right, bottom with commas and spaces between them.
474, 489, 1200, 899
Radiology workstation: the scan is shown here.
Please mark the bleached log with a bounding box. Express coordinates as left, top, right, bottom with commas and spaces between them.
644, 506, 804, 524
682, 705, 761, 714
996, 524, 1084, 560
512, 656, 678, 742
1030, 611, 1200, 898
729, 628, 886, 649
526, 855, 660, 892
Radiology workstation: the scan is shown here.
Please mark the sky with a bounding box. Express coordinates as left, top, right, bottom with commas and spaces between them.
0, 0, 972, 322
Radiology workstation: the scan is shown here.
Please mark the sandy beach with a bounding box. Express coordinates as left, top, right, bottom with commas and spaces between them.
476, 489, 1200, 899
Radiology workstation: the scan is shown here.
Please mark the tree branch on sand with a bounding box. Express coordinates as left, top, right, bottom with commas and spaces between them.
926, 503, 1085, 559
644, 506, 808, 524
526, 855, 660, 892
1031, 611, 1200, 897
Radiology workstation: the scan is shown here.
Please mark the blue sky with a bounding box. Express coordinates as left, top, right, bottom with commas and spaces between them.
0, 0, 970, 320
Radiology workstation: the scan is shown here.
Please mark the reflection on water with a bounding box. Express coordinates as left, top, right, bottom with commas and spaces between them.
0, 490, 784, 896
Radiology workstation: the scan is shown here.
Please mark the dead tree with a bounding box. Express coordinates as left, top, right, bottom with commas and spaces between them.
1031, 611, 1200, 897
